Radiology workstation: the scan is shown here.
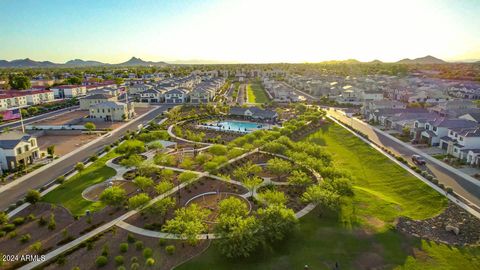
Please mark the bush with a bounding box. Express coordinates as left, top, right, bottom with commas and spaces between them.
38, 216, 47, 227
48, 214, 56, 230
446, 186, 453, 194
104, 146, 112, 152
29, 241, 42, 252
119, 242, 128, 253
56, 176, 66, 184
25, 189, 41, 204
145, 258, 155, 267
130, 256, 138, 263
438, 183, 445, 189
143, 247, 153, 258
95, 256, 108, 267
130, 263, 140, 270
158, 239, 166, 247
12, 217, 25, 226
2, 223, 15, 232
20, 233, 31, 243
127, 233, 135, 243
117, 266, 126, 270
135, 240, 144, 250
90, 155, 98, 162
114, 255, 124, 266
26, 214, 36, 221
8, 230, 17, 239
431, 178, 439, 184
101, 244, 109, 256
165, 245, 175, 255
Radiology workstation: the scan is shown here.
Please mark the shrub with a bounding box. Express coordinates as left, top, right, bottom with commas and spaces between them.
26, 214, 36, 221
20, 233, 31, 243
143, 247, 153, 258
29, 241, 42, 252
127, 233, 135, 243
117, 266, 126, 270
101, 244, 109, 256
114, 255, 124, 266
438, 183, 445, 189
38, 216, 47, 227
12, 217, 25, 226
119, 242, 128, 253
165, 245, 175, 255
431, 178, 439, 184
48, 214, 56, 230
130, 256, 138, 263
56, 176, 66, 184
446, 186, 453, 194
158, 239, 166, 246
2, 223, 15, 232
130, 263, 140, 270
8, 230, 17, 239
95, 255, 108, 267
104, 145, 112, 152
90, 155, 98, 162
0, 231, 5, 237
135, 240, 144, 250
145, 258, 155, 267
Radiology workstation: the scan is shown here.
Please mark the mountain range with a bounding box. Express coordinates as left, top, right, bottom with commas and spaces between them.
0, 57, 168, 68
0, 55, 476, 68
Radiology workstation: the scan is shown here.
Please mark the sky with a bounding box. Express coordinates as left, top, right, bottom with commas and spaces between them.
0, 0, 479, 63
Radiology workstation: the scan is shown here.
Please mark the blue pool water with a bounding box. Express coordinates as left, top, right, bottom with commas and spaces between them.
201, 121, 268, 133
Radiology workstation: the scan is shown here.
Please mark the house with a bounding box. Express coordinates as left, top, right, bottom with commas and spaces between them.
139, 89, 163, 103
89, 101, 135, 121
439, 126, 480, 160
0, 131, 40, 171
459, 112, 480, 123
413, 118, 477, 146
429, 100, 476, 117
164, 88, 188, 103
80, 93, 117, 110
128, 84, 153, 94
50, 85, 87, 98
229, 106, 278, 121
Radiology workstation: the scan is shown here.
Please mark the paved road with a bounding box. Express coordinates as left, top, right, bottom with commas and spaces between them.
0, 105, 172, 210
327, 108, 480, 209
0, 105, 80, 131
237, 83, 245, 105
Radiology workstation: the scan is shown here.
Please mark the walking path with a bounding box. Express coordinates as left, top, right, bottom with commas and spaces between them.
167, 121, 214, 146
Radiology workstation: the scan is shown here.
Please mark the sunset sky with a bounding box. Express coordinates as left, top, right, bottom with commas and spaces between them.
1, 0, 479, 63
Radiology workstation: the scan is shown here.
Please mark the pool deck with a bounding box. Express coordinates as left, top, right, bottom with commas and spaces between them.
198, 120, 276, 133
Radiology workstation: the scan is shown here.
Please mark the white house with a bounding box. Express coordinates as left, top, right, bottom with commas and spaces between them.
164, 88, 188, 103
51, 85, 87, 98
0, 131, 40, 171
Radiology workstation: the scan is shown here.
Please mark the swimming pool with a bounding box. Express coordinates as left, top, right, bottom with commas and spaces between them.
200, 120, 269, 133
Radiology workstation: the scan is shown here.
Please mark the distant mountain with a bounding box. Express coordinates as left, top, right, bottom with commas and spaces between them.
65, 59, 106, 67
115, 57, 167, 66
396, 55, 446, 64
0, 57, 169, 68
369, 59, 383, 64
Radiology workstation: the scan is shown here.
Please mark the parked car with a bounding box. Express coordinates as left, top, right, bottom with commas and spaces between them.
411, 154, 426, 165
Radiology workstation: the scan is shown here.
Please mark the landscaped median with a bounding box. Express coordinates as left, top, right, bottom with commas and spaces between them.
246, 80, 269, 104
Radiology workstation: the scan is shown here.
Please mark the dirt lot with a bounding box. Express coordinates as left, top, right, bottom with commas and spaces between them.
42, 227, 210, 270
31, 110, 89, 126
36, 134, 100, 156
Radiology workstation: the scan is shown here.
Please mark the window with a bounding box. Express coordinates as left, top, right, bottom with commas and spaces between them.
17, 148, 22, 155
433, 127, 437, 132
25, 145, 29, 151
459, 137, 463, 141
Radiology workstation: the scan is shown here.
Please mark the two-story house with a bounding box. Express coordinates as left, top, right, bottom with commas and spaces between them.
414, 118, 477, 146
439, 126, 480, 160
0, 131, 40, 171
164, 88, 188, 103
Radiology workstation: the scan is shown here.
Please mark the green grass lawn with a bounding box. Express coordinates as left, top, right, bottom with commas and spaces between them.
246, 81, 269, 103
42, 151, 120, 216
177, 122, 480, 270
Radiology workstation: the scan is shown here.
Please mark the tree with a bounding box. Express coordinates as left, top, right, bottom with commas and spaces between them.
208, 144, 228, 156
120, 154, 143, 168
302, 185, 341, 215
154, 152, 175, 166
0, 211, 8, 225
116, 140, 145, 156
133, 176, 154, 191
218, 197, 248, 218
179, 157, 194, 170
114, 77, 124, 85
287, 170, 313, 187
128, 193, 151, 209
323, 177, 354, 197
214, 215, 261, 258
64, 77, 82, 85
148, 141, 163, 153
267, 158, 292, 180
162, 204, 210, 245
257, 204, 297, 243
100, 186, 126, 207
84, 122, 96, 133
243, 176, 263, 196
9, 75, 31, 89
160, 169, 175, 182
145, 197, 176, 223
25, 189, 41, 204
136, 161, 159, 177
155, 181, 174, 195
75, 162, 85, 172
258, 189, 287, 206
47, 145, 55, 157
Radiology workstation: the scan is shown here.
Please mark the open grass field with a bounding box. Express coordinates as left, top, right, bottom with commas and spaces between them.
177, 122, 480, 270
42, 150, 120, 216
246, 81, 269, 103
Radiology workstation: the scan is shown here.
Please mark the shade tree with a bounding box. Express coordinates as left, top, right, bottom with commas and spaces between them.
100, 186, 127, 207
162, 204, 210, 245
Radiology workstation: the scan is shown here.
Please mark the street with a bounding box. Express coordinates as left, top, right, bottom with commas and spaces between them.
0, 105, 80, 131
0, 105, 171, 210
327, 108, 480, 210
